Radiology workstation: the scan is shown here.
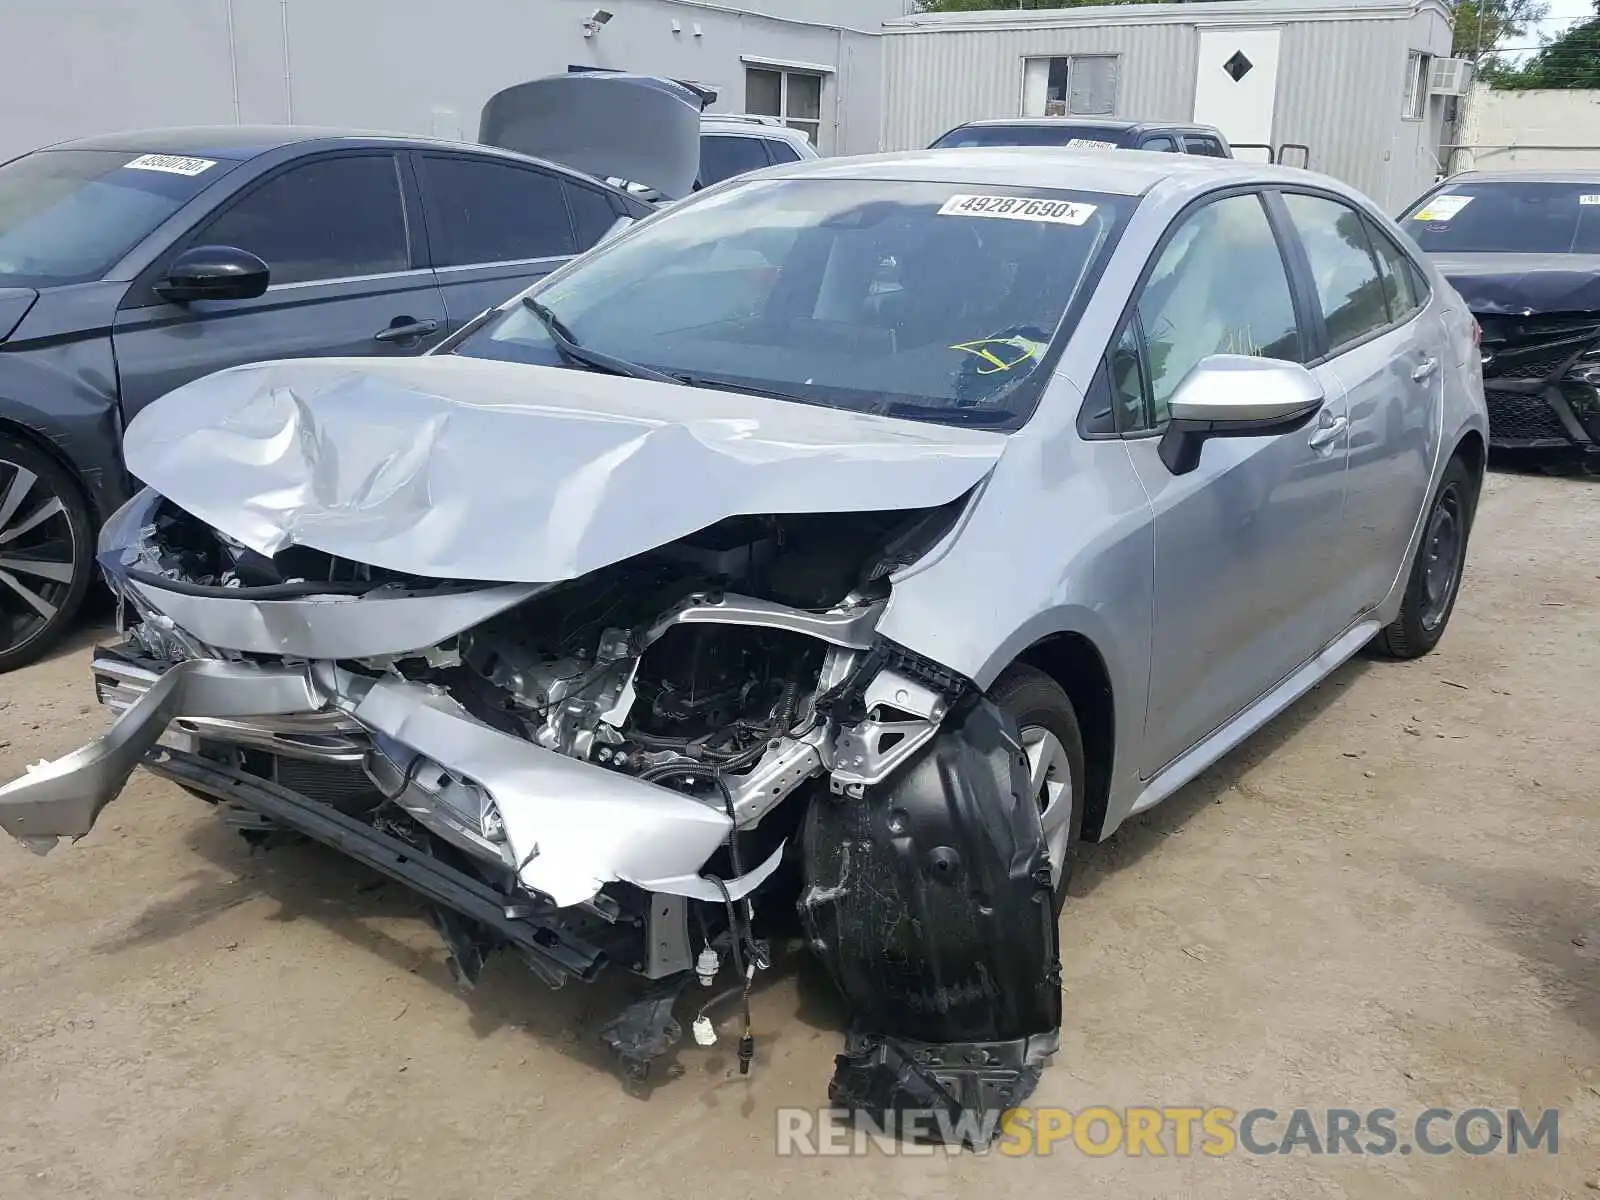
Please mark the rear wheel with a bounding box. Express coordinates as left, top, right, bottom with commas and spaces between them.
1374, 455, 1478, 660
990, 664, 1085, 914
0, 435, 94, 674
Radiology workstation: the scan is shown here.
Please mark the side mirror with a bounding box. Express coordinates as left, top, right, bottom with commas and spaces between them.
154, 245, 270, 304
1158, 354, 1325, 475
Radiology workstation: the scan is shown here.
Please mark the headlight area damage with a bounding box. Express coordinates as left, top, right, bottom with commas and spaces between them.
0, 490, 1060, 1143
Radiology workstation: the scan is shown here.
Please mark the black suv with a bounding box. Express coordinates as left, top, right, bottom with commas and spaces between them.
930, 118, 1232, 157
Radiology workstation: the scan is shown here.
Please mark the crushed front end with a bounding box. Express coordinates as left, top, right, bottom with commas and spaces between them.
1477, 313, 1600, 463
0, 488, 1061, 1137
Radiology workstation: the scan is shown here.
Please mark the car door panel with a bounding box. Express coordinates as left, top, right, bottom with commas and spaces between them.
1118, 191, 1351, 776
112, 151, 448, 423
1129, 377, 1350, 776
114, 271, 449, 422
1326, 325, 1438, 625
1278, 192, 1443, 626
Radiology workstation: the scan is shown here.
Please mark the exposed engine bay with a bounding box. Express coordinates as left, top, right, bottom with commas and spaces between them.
0, 487, 1063, 1143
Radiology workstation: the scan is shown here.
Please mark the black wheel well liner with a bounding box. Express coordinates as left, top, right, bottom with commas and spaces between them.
0, 416, 101, 524
1015, 632, 1115, 842
1453, 428, 1486, 483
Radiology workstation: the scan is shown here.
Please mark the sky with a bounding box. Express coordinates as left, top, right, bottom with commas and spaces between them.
1504, 0, 1593, 60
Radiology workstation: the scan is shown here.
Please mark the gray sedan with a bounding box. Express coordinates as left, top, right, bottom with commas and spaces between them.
0, 149, 1487, 1140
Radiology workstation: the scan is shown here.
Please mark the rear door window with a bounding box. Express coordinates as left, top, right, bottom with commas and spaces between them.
765, 138, 803, 165
699, 135, 773, 187
1182, 135, 1228, 157
416, 155, 576, 266
565, 181, 620, 250
1364, 219, 1426, 322
1281, 192, 1392, 351
194, 154, 409, 285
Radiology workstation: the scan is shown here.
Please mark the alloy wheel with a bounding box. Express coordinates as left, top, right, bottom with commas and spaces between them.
1021, 724, 1075, 892
0, 460, 79, 656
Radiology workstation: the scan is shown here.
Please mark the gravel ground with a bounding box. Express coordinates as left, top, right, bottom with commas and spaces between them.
0, 468, 1595, 1199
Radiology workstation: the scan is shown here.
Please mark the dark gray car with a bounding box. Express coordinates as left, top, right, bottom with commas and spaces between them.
0, 125, 657, 670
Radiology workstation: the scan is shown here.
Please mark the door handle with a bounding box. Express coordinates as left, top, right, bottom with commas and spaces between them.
1412, 356, 1439, 381
1308, 415, 1348, 451
373, 318, 441, 344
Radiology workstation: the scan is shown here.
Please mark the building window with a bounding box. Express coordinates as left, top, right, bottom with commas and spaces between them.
1403, 51, 1432, 121
746, 68, 823, 147
1022, 55, 1120, 117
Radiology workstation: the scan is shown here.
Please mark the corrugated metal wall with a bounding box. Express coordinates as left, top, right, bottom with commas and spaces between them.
881, 8, 1453, 212
1275, 18, 1410, 207
881, 23, 1197, 149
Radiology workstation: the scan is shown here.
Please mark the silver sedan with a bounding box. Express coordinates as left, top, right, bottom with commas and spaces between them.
0, 148, 1487, 1138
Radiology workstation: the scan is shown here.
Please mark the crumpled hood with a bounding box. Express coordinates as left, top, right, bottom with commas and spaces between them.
122, 356, 1007, 584
1433, 252, 1600, 315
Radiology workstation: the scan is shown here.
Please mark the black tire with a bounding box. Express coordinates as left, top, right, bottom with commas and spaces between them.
1375, 454, 1479, 660
0, 435, 94, 674
989, 663, 1085, 914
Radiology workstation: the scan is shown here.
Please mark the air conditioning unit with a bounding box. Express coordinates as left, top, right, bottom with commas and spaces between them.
1430, 58, 1473, 97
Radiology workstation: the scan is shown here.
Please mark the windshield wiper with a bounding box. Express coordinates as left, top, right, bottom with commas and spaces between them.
668, 372, 821, 405
879, 401, 1016, 427
520, 297, 680, 385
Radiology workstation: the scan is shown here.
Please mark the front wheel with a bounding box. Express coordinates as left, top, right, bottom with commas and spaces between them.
1374, 455, 1478, 660
990, 664, 1085, 914
0, 435, 94, 673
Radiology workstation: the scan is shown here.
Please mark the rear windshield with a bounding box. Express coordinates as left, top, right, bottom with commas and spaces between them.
453, 176, 1130, 430
930, 124, 1131, 150
0, 149, 233, 286
1401, 180, 1600, 254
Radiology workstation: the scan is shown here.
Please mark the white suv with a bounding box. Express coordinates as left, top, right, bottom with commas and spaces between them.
697, 115, 818, 188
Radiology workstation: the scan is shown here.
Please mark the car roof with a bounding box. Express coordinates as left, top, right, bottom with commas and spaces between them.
36, 125, 575, 168
701, 116, 811, 140
755, 146, 1302, 198
951, 118, 1220, 135
1440, 168, 1600, 185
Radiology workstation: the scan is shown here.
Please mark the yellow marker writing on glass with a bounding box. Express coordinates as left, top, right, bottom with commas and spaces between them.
950, 335, 1047, 374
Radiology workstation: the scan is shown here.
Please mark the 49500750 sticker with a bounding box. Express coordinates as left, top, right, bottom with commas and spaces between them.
937, 194, 1099, 226
123, 154, 218, 177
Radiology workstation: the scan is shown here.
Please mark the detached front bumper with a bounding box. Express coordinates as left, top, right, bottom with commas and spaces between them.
0, 657, 322, 853
0, 652, 777, 911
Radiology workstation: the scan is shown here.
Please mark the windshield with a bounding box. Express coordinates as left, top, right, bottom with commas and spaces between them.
1402, 180, 1600, 254
930, 124, 1129, 150
0, 149, 233, 286
452, 177, 1128, 429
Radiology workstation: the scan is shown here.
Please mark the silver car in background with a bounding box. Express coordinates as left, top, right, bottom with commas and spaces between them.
0, 149, 1486, 1142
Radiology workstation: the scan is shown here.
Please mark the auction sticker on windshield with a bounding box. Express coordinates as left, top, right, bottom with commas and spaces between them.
1067, 139, 1119, 150
938, 194, 1098, 225
1582, 194, 1600, 205
1411, 195, 1473, 222
123, 154, 218, 177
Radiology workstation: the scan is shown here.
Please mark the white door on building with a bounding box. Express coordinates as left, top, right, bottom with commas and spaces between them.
1192, 28, 1282, 162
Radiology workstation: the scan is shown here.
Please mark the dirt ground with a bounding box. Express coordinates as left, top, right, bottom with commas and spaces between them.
0, 468, 1596, 1199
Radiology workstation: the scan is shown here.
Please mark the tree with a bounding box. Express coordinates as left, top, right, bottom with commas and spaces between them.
1451, 0, 1550, 63
1489, 0, 1600, 89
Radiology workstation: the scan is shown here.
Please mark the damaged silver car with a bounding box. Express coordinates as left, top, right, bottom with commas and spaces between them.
0, 148, 1487, 1141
